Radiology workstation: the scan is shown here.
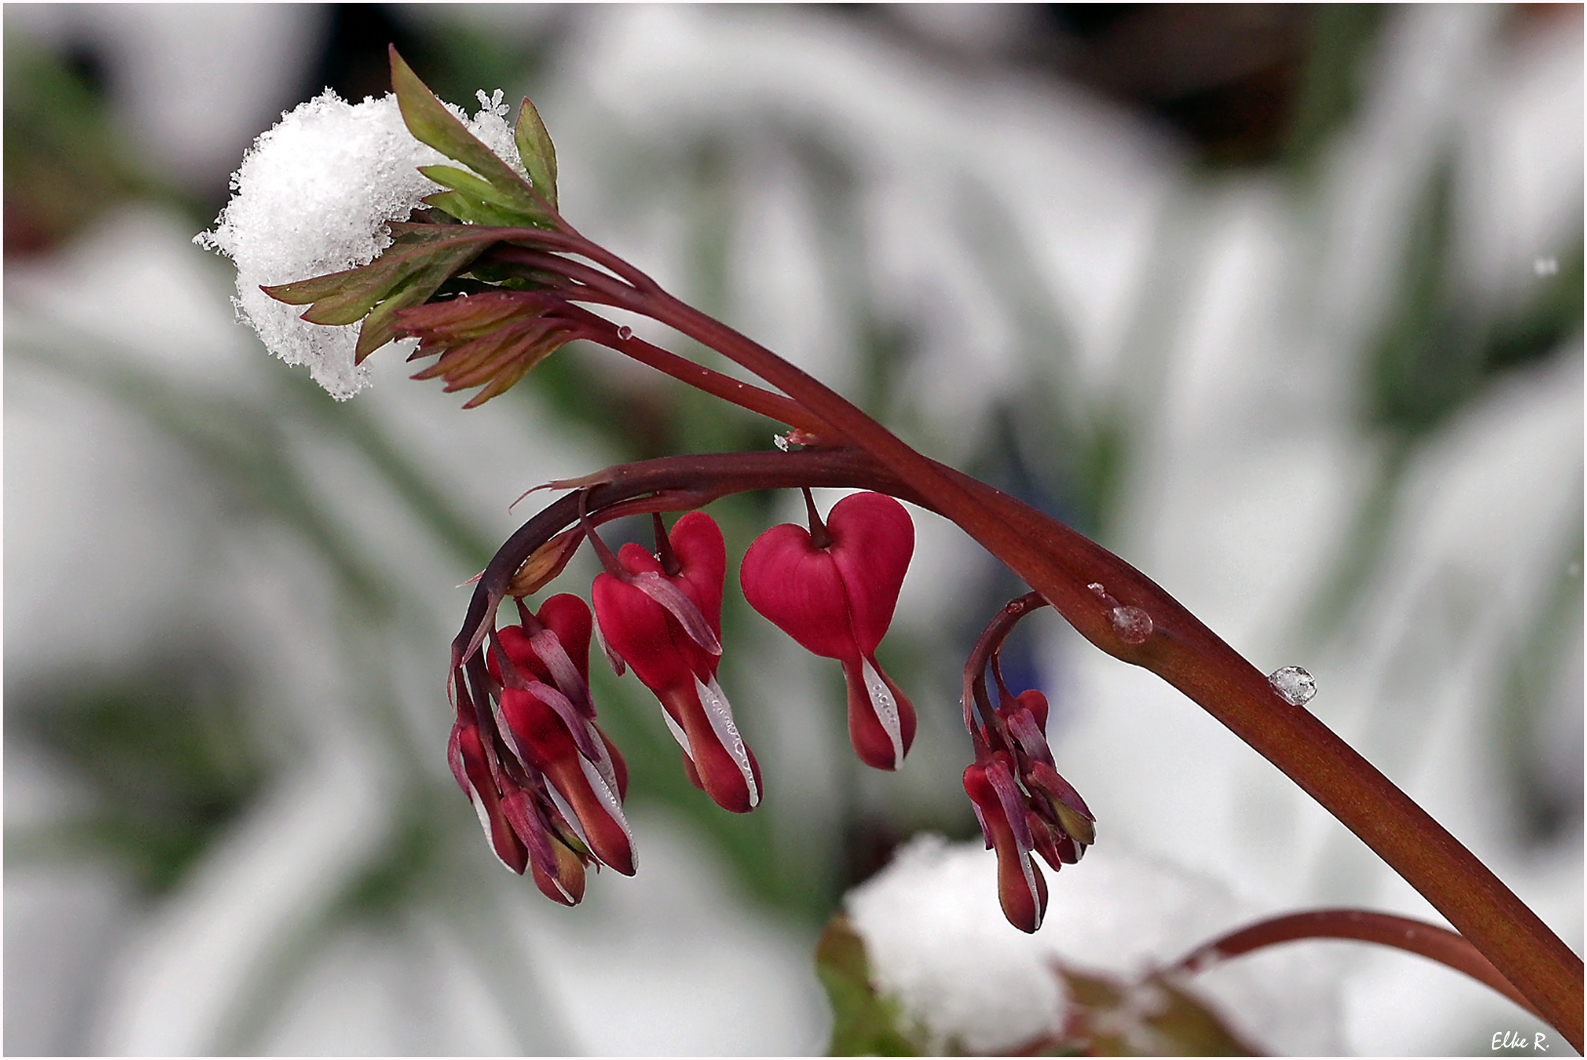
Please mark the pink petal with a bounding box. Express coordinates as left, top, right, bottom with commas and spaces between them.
840, 656, 917, 770
740, 523, 860, 660
1006, 708, 1055, 768
826, 493, 913, 656
630, 571, 721, 655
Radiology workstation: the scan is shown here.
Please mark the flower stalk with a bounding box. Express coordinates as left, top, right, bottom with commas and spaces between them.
1171, 908, 1543, 1020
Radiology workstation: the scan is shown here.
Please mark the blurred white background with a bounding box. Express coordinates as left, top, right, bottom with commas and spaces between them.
5, 4, 1581, 1055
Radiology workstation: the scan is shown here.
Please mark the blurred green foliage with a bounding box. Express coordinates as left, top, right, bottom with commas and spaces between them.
3, 35, 139, 255
10, 651, 265, 895
1283, 5, 1389, 174
1368, 161, 1585, 438
816, 917, 925, 1055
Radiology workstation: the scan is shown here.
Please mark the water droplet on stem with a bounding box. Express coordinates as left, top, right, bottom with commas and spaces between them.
616, 325, 633, 341
1268, 665, 1316, 706
1110, 606, 1153, 644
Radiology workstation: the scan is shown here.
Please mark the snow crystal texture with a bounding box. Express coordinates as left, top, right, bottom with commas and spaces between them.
196, 89, 522, 399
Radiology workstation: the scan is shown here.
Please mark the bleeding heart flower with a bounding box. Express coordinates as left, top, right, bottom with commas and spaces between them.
488, 593, 636, 876
740, 491, 916, 770
591, 512, 763, 813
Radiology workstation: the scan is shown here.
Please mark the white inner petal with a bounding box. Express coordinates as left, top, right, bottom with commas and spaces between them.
694, 675, 760, 808
591, 614, 626, 676
492, 700, 529, 769
661, 709, 694, 760
466, 783, 495, 845
1019, 850, 1043, 931
530, 627, 591, 714
465, 781, 517, 873
587, 721, 622, 796
861, 658, 905, 767
578, 755, 638, 870
546, 784, 589, 849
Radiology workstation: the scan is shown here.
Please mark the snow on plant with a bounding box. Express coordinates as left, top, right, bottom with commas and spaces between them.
198, 47, 1584, 1053
195, 86, 521, 399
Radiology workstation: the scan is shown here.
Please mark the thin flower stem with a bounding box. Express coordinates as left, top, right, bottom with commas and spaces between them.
962, 592, 1048, 736
517, 222, 665, 295
801, 487, 833, 548
1171, 909, 1543, 1020
487, 246, 641, 306
457, 260, 829, 432
581, 273, 1584, 1047
651, 512, 681, 577
563, 309, 828, 434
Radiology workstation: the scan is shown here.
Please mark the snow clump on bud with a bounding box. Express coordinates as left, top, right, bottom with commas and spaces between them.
196, 88, 520, 399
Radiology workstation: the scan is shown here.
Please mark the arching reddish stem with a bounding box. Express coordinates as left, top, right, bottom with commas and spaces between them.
1172, 908, 1542, 1020
435, 209, 1583, 1052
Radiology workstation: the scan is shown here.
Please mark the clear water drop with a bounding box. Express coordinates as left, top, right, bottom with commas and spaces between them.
1268, 665, 1317, 706
1087, 582, 1108, 599
1110, 605, 1153, 644
773, 433, 791, 452
616, 325, 633, 341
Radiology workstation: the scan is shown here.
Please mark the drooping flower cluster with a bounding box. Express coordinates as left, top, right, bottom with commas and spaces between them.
201, 53, 1585, 1040
451, 592, 633, 904
450, 494, 920, 901
221, 51, 1094, 935
961, 602, 1095, 933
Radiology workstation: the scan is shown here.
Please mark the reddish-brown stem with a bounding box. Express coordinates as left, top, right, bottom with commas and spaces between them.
517, 222, 665, 296
651, 512, 681, 577
1172, 909, 1543, 1020
576, 493, 623, 578
438, 231, 1582, 1044
460, 256, 830, 433
574, 314, 827, 435
528, 258, 1587, 1044
487, 245, 643, 307
962, 592, 1048, 735
801, 487, 833, 549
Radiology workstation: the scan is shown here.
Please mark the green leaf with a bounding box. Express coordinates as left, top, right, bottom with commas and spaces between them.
418, 164, 539, 218
514, 97, 558, 211
297, 256, 424, 326
262, 262, 398, 310
815, 917, 923, 1056
354, 240, 486, 361
387, 46, 549, 224
422, 189, 539, 229
262, 226, 502, 335
264, 226, 478, 314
